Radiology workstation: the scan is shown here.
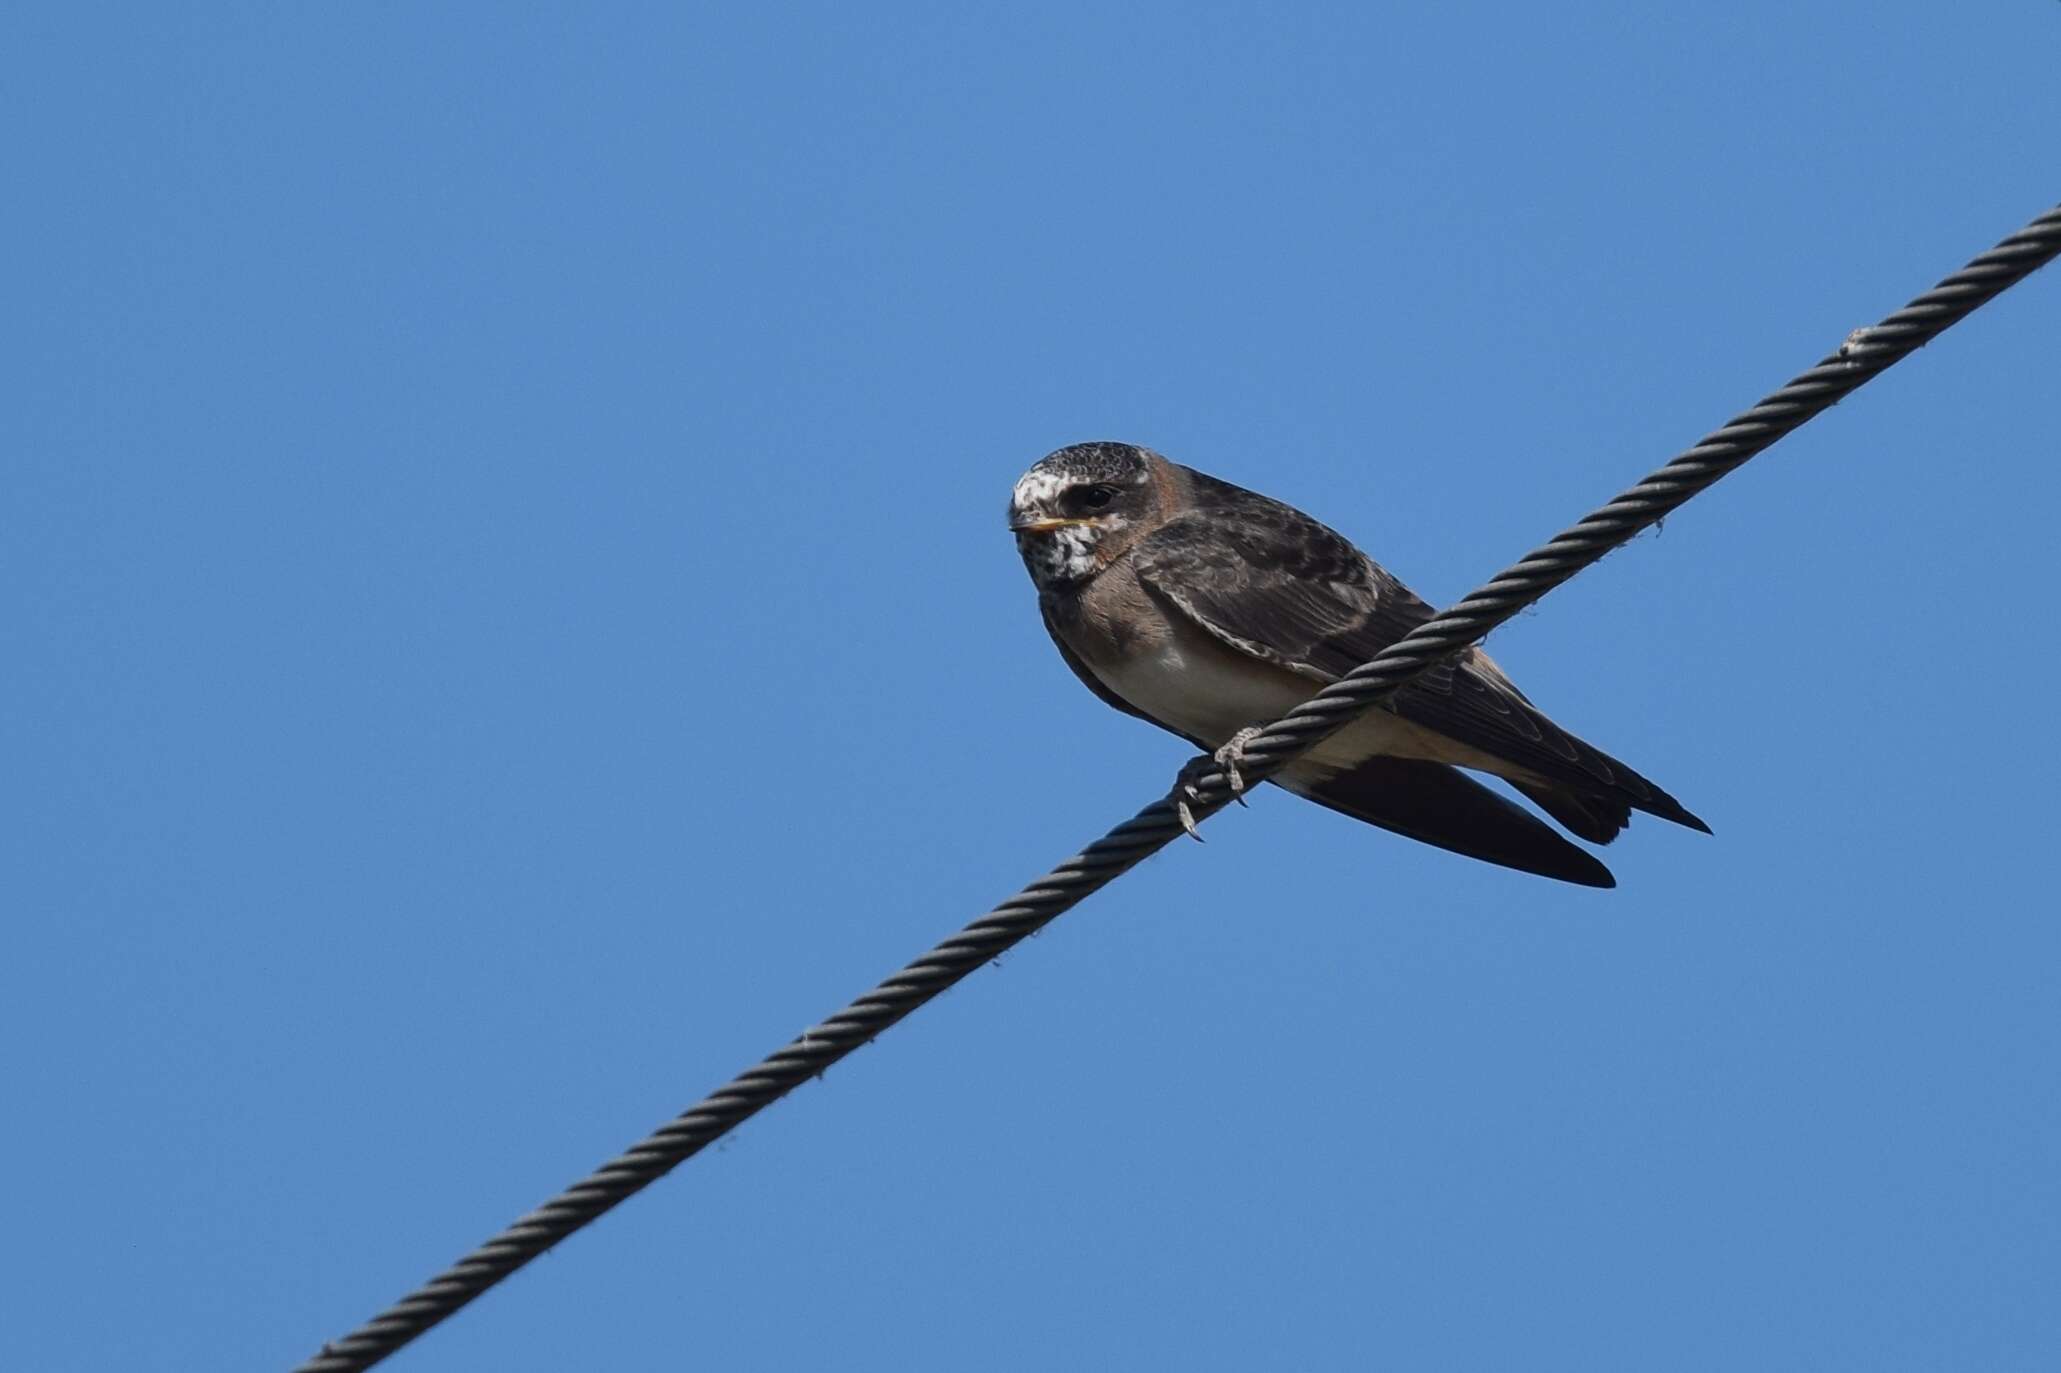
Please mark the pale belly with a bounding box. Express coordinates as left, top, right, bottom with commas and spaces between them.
1082, 628, 1526, 783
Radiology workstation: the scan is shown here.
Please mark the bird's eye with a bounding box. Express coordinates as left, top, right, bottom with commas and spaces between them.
1079, 485, 1118, 510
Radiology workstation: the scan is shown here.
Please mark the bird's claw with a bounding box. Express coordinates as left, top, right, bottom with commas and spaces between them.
1169, 726, 1266, 841
1216, 726, 1264, 801
1172, 765, 1209, 841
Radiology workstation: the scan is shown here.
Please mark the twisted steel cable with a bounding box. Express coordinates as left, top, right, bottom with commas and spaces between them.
299, 202, 2061, 1372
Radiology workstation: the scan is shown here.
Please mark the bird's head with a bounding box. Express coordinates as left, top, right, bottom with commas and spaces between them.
1007, 441, 1163, 590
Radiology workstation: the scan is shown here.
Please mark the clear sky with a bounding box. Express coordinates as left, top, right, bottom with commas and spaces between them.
6, 6, 2059, 1370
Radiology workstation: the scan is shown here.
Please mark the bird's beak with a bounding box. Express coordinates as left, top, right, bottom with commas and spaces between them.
1009, 516, 1093, 534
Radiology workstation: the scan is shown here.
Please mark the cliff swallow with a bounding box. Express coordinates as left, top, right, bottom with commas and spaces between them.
1008, 441, 1709, 887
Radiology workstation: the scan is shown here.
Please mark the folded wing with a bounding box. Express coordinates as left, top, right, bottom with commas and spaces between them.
1133, 473, 1707, 837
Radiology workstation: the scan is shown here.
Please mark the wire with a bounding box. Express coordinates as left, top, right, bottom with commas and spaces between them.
297, 203, 2061, 1371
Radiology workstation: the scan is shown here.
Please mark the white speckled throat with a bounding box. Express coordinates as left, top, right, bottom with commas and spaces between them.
1015, 520, 1110, 588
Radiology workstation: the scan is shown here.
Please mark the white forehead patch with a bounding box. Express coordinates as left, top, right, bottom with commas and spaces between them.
1010, 465, 1072, 515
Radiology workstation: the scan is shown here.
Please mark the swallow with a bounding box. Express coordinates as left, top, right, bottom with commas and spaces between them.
1007, 441, 1709, 887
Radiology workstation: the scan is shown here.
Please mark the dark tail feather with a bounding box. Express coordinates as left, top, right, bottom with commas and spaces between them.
1620, 777, 1712, 835
1565, 742, 1712, 835
1279, 756, 1616, 888
1513, 772, 1712, 840
1512, 782, 1631, 845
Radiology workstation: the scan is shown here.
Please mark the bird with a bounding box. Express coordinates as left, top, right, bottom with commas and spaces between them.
1006, 441, 1709, 887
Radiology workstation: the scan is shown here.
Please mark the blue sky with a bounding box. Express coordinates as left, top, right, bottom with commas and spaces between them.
6, 5, 2059, 1369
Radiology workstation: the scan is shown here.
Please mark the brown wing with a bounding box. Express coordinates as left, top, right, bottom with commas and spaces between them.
1132, 472, 1706, 833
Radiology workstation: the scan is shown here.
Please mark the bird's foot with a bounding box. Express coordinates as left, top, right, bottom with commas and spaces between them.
1170, 726, 1266, 841
1212, 726, 1264, 800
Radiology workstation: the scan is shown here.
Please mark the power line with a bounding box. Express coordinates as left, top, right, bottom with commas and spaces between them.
297, 202, 2061, 1371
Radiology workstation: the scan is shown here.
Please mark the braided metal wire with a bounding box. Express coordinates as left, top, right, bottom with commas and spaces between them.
298, 203, 2060, 1372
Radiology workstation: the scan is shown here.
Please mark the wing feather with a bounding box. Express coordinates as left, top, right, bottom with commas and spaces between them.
1132, 472, 1705, 833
